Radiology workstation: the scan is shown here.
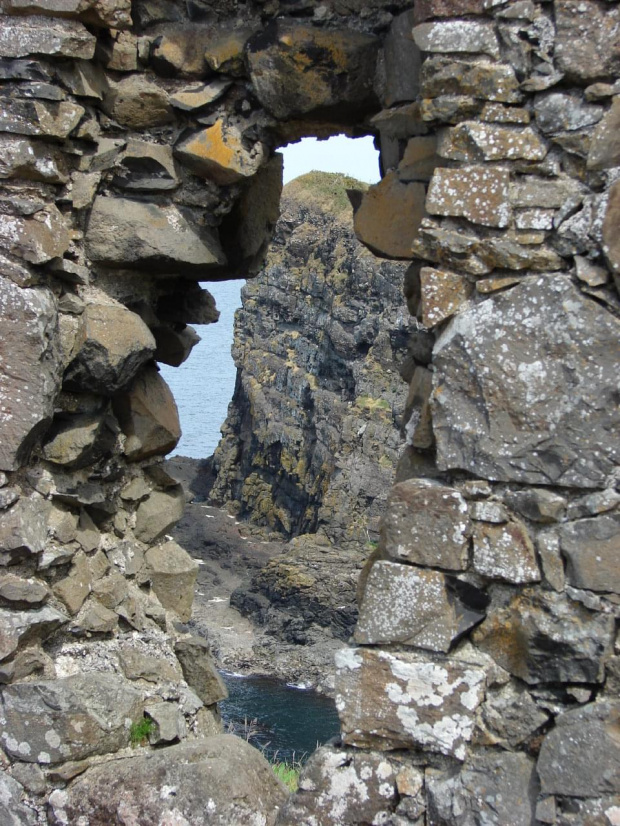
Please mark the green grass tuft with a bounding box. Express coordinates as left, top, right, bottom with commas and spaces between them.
271, 760, 301, 793
129, 717, 155, 747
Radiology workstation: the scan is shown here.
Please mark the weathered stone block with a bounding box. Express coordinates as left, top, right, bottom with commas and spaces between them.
205, 26, 255, 76
419, 266, 472, 328
113, 366, 180, 462
558, 514, 620, 594
149, 23, 214, 76
175, 636, 228, 705
472, 519, 540, 584
174, 120, 267, 186
169, 79, 230, 112
335, 647, 485, 759
398, 135, 440, 182
0, 573, 49, 605
0, 674, 142, 764
421, 56, 521, 103
144, 539, 197, 621
413, 0, 486, 22
381, 9, 421, 107
0, 98, 85, 138
52, 550, 91, 615
113, 139, 178, 192
412, 21, 499, 59
86, 196, 226, 275
0, 16, 96, 59
0, 605, 67, 661
503, 488, 566, 523
602, 179, 620, 275
0, 496, 50, 565
353, 171, 425, 259
0, 135, 68, 182
42, 411, 111, 469
0, 205, 69, 265
432, 276, 620, 487
247, 22, 378, 120
380, 479, 470, 571
587, 97, 620, 170
4, 0, 132, 29
438, 122, 547, 162
134, 487, 184, 545
426, 166, 511, 228
145, 701, 186, 744
534, 92, 603, 135
0, 773, 37, 825
119, 647, 180, 683
555, 0, 620, 84
0, 279, 60, 471
473, 588, 614, 684
63, 300, 155, 394
355, 561, 484, 652
537, 702, 620, 797
103, 74, 172, 129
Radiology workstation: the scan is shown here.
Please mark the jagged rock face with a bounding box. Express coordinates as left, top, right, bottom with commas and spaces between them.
210, 172, 409, 547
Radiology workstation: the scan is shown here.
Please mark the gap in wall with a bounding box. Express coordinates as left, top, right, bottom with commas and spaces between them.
159, 134, 380, 460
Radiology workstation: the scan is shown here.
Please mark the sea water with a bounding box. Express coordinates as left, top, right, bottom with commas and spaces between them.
159, 279, 243, 459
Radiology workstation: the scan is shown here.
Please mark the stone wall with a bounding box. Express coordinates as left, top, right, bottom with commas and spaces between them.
0, 0, 619, 823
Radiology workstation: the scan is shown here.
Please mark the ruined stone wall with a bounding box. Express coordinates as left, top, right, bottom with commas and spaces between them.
0, 0, 619, 823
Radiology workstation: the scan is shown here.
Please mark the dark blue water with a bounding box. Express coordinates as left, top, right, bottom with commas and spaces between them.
220, 673, 340, 762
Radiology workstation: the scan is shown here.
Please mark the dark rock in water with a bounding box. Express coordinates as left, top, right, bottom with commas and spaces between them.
47, 735, 287, 826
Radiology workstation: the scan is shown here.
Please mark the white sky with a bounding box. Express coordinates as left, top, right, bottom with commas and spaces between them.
281, 135, 380, 185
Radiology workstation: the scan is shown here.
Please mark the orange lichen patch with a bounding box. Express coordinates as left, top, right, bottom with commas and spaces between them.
174, 119, 266, 185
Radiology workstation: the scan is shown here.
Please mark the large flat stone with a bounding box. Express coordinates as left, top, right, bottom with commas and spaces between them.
473, 588, 614, 685
426, 166, 511, 228
247, 21, 378, 120
602, 179, 620, 276
4, 0, 132, 29
47, 736, 287, 826
86, 196, 226, 275
0, 674, 143, 764
0, 16, 95, 59
380, 479, 470, 570
558, 514, 620, 594
335, 647, 485, 759
421, 56, 521, 103
432, 276, 620, 487
0, 99, 84, 138
0, 279, 60, 471
413, 20, 499, 59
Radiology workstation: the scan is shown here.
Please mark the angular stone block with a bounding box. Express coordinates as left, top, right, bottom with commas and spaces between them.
432, 276, 620, 487
0, 605, 67, 661
421, 56, 521, 103
134, 487, 184, 545
472, 519, 540, 584
555, 0, 620, 84
602, 179, 620, 275
438, 123, 547, 162
0, 497, 50, 565
0, 205, 69, 264
144, 540, 197, 621
335, 647, 485, 759
558, 514, 620, 594
175, 636, 228, 705
413, 21, 499, 59
426, 166, 511, 227
104, 74, 172, 129
0, 16, 95, 59
419, 266, 472, 328
4, 0, 133, 29
175, 120, 267, 186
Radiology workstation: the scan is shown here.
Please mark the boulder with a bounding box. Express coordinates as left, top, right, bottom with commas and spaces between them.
42, 411, 115, 469
174, 120, 267, 186
144, 540, 197, 621
134, 487, 184, 544
47, 736, 287, 826
335, 647, 485, 759
537, 702, 620, 797
86, 196, 226, 275
0, 674, 143, 764
113, 366, 180, 462
473, 588, 614, 684
175, 636, 228, 704
63, 300, 155, 394
432, 276, 620, 488
247, 21, 378, 121
0, 573, 49, 605
355, 560, 485, 652
426, 752, 538, 826
380, 479, 470, 571
558, 514, 620, 594
0, 279, 60, 471
145, 701, 186, 744
4, 0, 133, 29
0, 604, 67, 661
0, 15, 95, 59
353, 171, 425, 259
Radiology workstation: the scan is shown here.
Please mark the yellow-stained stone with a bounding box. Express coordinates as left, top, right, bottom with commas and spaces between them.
205, 27, 255, 76
174, 119, 266, 185
420, 266, 473, 327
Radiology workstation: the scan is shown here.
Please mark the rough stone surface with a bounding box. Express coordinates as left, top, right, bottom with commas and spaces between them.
0, 497, 50, 565
0, 772, 37, 825
0, 604, 67, 661
113, 366, 180, 462
558, 514, 620, 594
472, 519, 540, 584
432, 276, 620, 488
86, 196, 226, 274
380, 480, 470, 571
426, 166, 511, 228
104, 74, 173, 129
48, 736, 287, 826
0, 674, 142, 763
603, 179, 620, 275
175, 636, 228, 705
473, 588, 614, 685
555, 0, 620, 84
134, 487, 184, 544
4, 0, 133, 29
588, 97, 620, 170
335, 648, 486, 759
419, 266, 473, 328
63, 300, 155, 394
413, 21, 499, 60
175, 120, 266, 186
0, 279, 60, 470
144, 540, 197, 622
0, 16, 96, 60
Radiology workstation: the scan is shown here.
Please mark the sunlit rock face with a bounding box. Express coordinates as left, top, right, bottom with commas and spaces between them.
0, 0, 619, 822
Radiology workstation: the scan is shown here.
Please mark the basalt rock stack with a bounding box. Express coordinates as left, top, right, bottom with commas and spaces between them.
0, 0, 618, 824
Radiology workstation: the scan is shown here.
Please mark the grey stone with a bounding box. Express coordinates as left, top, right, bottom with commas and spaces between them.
118, 647, 180, 683
0, 206, 70, 265
70, 599, 118, 634
0, 605, 67, 661
174, 636, 228, 705
509, 175, 585, 209
113, 139, 178, 192
0, 280, 60, 471
426, 166, 511, 228
145, 701, 186, 744
587, 97, 620, 170
472, 519, 540, 584
438, 122, 547, 162
412, 21, 499, 59
113, 366, 180, 462
144, 540, 197, 622
47, 736, 287, 826
481, 684, 549, 749
4, 0, 133, 29
469, 500, 507, 523
0, 674, 142, 764
0, 574, 49, 606
335, 647, 485, 759
0, 497, 50, 565
169, 79, 231, 112
0, 135, 68, 183
86, 197, 226, 275
0, 487, 19, 510
90, 571, 127, 609
174, 121, 267, 187
278, 746, 400, 826
382, 9, 421, 107
567, 488, 620, 519
103, 75, 173, 130
11, 762, 46, 795
426, 752, 538, 826
64, 300, 155, 395
574, 255, 610, 288
537, 702, 620, 796
558, 514, 620, 594
420, 56, 521, 103
603, 179, 620, 276
534, 93, 604, 135
555, 0, 620, 84
380, 480, 470, 571
52, 551, 92, 615
42, 412, 112, 469
504, 488, 567, 523
537, 531, 565, 592
432, 276, 620, 488
134, 487, 184, 545
0, 16, 95, 60
0, 99, 84, 139
473, 588, 614, 684
0, 772, 37, 825
106, 539, 145, 577
355, 561, 485, 652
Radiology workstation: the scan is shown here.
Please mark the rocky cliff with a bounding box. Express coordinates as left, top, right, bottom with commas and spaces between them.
0, 0, 619, 823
